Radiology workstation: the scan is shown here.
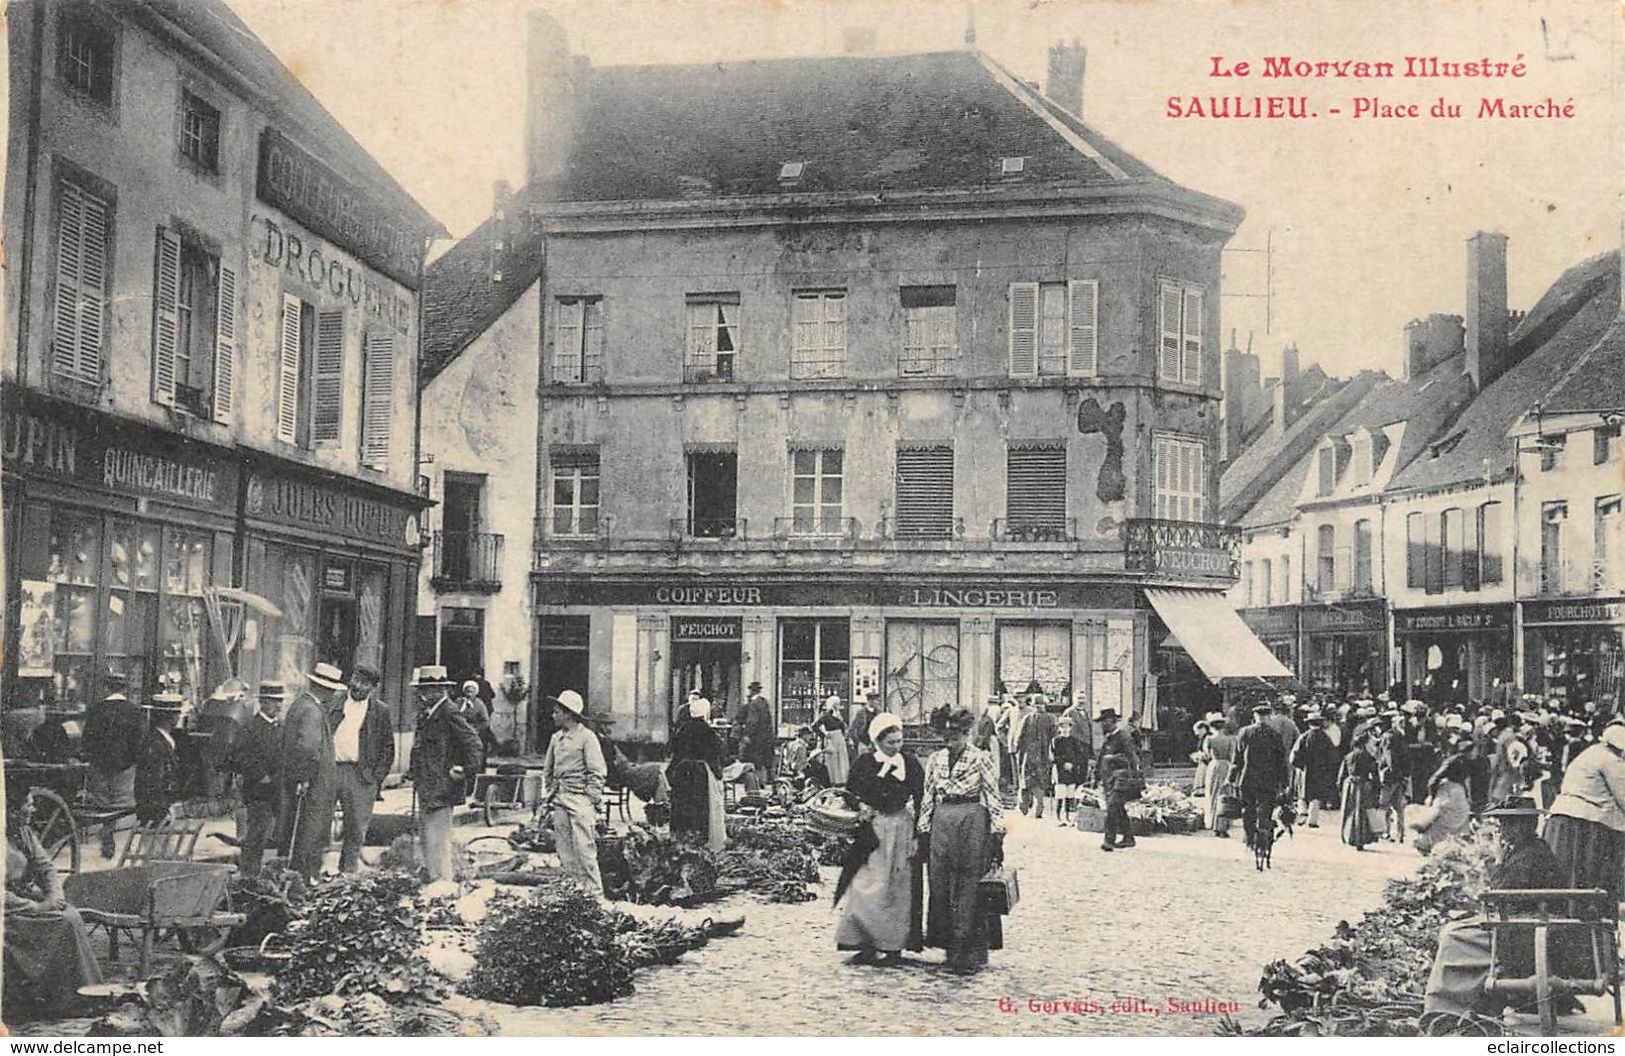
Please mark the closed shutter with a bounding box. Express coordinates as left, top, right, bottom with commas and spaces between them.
1158, 284, 1181, 381
311, 310, 345, 443
275, 294, 302, 443
1462, 506, 1481, 592
151, 227, 181, 406
1424, 513, 1444, 595
1182, 288, 1204, 384
362, 330, 395, 468
1008, 282, 1037, 377
1406, 513, 1425, 587
53, 181, 109, 385
1479, 503, 1504, 585
1007, 444, 1066, 528
895, 446, 954, 539
212, 264, 236, 424
1067, 279, 1097, 376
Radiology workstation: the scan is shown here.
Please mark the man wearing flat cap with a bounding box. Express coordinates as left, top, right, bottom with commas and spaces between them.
541, 689, 607, 893
408, 666, 484, 882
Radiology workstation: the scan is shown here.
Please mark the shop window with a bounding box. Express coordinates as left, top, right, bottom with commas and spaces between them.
52, 177, 112, 389
1005, 444, 1067, 537
790, 448, 843, 535
894, 445, 954, 539
179, 89, 220, 173
1441, 508, 1465, 590
791, 289, 846, 379
1316, 524, 1336, 594
1478, 501, 1504, 585
1353, 519, 1373, 594
1597, 496, 1623, 592
553, 296, 603, 384
1152, 435, 1205, 522
550, 449, 600, 537
900, 286, 957, 375
883, 621, 959, 726
1541, 502, 1567, 594
779, 618, 850, 728
997, 623, 1071, 700
261, 545, 316, 691
1157, 282, 1203, 384
152, 228, 235, 422
685, 293, 739, 383
686, 450, 738, 537
57, 8, 116, 105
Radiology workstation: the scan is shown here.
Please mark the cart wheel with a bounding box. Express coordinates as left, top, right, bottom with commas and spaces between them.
176, 888, 234, 956
30, 788, 80, 875
483, 783, 502, 828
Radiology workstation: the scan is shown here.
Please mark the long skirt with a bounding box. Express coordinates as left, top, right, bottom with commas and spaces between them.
2, 905, 104, 1014
669, 761, 727, 851
1544, 814, 1625, 903
926, 802, 992, 971
835, 808, 923, 953
1341, 778, 1379, 848
1424, 918, 1592, 1019
822, 732, 850, 787
1204, 760, 1233, 831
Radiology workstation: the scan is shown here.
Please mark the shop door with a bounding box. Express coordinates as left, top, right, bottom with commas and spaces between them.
441, 474, 483, 580
317, 557, 359, 675
536, 616, 590, 753
440, 607, 485, 684
671, 641, 742, 724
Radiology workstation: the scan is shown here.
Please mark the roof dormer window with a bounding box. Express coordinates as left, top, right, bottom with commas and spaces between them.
778, 161, 805, 183
1000, 156, 1026, 176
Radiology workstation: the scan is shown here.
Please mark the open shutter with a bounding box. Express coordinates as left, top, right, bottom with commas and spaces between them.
1188, 441, 1206, 521
362, 330, 395, 468
276, 294, 302, 443
151, 227, 181, 406
75, 190, 109, 385
52, 183, 86, 380
1067, 279, 1098, 376
1008, 282, 1038, 377
311, 311, 345, 443
212, 264, 236, 424
1181, 288, 1204, 385
1158, 284, 1181, 381
53, 183, 109, 386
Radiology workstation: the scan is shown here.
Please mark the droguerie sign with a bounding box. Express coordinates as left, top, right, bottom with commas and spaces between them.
256, 216, 414, 334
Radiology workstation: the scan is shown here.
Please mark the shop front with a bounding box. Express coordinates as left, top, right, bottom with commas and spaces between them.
238, 454, 426, 729
1240, 605, 1301, 674
1394, 604, 1515, 706
1299, 599, 1389, 698
1522, 597, 1625, 708
532, 574, 1143, 745
3, 388, 237, 714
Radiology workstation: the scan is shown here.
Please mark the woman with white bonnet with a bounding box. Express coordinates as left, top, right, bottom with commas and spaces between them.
814, 694, 851, 786
834, 711, 923, 966
667, 693, 726, 850
1544, 720, 1625, 902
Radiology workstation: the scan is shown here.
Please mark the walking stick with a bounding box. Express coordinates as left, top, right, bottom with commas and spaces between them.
284, 786, 306, 863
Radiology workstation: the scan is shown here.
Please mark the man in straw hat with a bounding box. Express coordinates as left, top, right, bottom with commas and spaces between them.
279, 662, 344, 878
541, 689, 608, 893
134, 690, 186, 826
408, 666, 484, 882
221, 681, 288, 876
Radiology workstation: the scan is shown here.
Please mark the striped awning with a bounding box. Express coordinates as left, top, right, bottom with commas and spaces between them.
1145, 587, 1293, 684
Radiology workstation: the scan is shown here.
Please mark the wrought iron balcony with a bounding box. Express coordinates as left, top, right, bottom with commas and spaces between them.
773, 515, 859, 542
876, 515, 964, 542
431, 531, 504, 593
670, 517, 747, 540
1122, 518, 1240, 580
991, 518, 1078, 544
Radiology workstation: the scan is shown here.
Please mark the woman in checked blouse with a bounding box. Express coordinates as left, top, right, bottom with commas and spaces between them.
918, 707, 1005, 973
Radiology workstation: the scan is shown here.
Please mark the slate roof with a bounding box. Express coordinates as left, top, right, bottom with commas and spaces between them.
421, 203, 547, 383
137, 0, 441, 234
1388, 250, 1621, 494
539, 50, 1160, 203
1539, 317, 1625, 415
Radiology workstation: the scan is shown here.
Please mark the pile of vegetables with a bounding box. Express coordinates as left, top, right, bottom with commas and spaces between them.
718, 816, 825, 902
278, 870, 448, 1005
597, 826, 722, 905
1078, 783, 1204, 833
463, 880, 715, 1007
1218, 828, 1504, 1037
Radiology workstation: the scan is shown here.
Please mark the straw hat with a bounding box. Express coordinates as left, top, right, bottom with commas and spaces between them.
548, 689, 587, 717
309, 662, 347, 691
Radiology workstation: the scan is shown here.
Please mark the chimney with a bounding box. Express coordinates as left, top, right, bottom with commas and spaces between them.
1465, 231, 1510, 390
525, 11, 578, 189
1403, 313, 1465, 379
841, 26, 876, 54
1045, 40, 1086, 116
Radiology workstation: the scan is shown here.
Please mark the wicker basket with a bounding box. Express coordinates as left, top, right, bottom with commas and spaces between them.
804, 787, 860, 835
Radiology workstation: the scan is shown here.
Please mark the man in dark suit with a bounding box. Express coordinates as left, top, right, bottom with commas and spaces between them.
326, 664, 395, 873
407, 666, 483, 882
134, 693, 186, 826
279, 663, 343, 879
738, 680, 776, 792
83, 669, 144, 856
1016, 688, 1059, 818
222, 682, 287, 876
1232, 702, 1291, 852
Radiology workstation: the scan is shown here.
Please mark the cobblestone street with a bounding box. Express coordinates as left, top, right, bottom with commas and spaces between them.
450, 809, 1420, 1037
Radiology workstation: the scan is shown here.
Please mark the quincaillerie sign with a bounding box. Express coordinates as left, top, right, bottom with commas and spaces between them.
244, 470, 413, 548
257, 129, 422, 289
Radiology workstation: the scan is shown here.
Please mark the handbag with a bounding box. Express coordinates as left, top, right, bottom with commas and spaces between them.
1217, 789, 1245, 820
978, 866, 1021, 916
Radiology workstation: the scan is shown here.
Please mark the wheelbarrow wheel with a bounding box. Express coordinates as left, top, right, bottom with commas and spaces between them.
483, 782, 503, 828
175, 887, 234, 956
30, 788, 80, 876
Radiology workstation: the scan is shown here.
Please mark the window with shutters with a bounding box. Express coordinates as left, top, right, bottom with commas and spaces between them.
1478, 501, 1504, 586
1424, 512, 1444, 595
57, 10, 116, 107
1008, 281, 1097, 378
1317, 524, 1336, 594
899, 286, 957, 375
1158, 282, 1204, 385
550, 449, 600, 537
1406, 512, 1426, 588
1005, 444, 1067, 539
1151, 435, 1205, 521
1441, 508, 1465, 589
273, 295, 350, 451
150, 229, 232, 420
792, 290, 846, 379
361, 330, 395, 469
553, 296, 603, 384
790, 448, 843, 535
894, 446, 955, 540
1354, 518, 1373, 593
51, 178, 112, 390
685, 294, 739, 383
1541, 502, 1567, 593
309, 310, 345, 444
1281, 555, 1291, 603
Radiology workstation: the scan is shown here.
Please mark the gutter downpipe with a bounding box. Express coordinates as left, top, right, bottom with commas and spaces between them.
16, 0, 48, 385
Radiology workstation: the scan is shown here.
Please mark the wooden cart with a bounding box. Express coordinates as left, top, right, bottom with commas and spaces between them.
64, 861, 245, 976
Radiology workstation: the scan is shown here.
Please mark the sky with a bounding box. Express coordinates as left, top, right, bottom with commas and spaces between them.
39, 0, 1625, 381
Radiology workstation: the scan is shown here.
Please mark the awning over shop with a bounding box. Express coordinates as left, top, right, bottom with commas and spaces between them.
1145, 588, 1293, 684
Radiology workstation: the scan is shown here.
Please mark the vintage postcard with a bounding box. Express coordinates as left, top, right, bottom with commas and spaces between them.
0, 0, 1619, 1042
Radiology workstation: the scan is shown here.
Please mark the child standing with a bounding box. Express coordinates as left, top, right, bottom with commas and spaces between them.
1052, 719, 1089, 827
1099, 752, 1138, 852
